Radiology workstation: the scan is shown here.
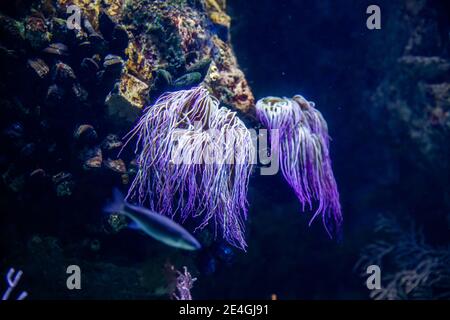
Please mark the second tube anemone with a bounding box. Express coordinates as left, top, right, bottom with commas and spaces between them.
256, 95, 342, 237
124, 86, 255, 250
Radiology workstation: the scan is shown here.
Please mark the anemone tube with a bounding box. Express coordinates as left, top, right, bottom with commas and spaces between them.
256, 95, 342, 237
124, 86, 255, 250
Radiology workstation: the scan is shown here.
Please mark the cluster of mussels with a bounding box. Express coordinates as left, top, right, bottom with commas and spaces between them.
0, 0, 256, 246
0, 4, 137, 232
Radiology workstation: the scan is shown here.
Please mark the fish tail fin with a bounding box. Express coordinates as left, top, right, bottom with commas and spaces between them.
103, 188, 125, 214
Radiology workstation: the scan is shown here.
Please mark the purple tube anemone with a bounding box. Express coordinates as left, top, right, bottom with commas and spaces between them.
124, 86, 255, 250
256, 95, 342, 237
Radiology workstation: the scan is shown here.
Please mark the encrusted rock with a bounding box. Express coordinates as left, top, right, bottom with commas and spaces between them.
104, 78, 143, 125
24, 12, 51, 50
52, 172, 75, 197
101, 134, 123, 155
173, 72, 202, 89
398, 56, 450, 80
107, 213, 128, 233
80, 57, 100, 78
81, 147, 103, 170
43, 43, 69, 57
104, 158, 126, 174
204, 37, 255, 112
74, 124, 98, 144
27, 58, 50, 79
52, 61, 77, 86
46, 84, 66, 107
104, 158, 129, 185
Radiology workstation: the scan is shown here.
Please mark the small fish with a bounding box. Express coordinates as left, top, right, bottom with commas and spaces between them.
103, 189, 201, 251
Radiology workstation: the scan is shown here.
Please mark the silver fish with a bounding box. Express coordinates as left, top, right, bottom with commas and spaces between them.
103, 189, 201, 251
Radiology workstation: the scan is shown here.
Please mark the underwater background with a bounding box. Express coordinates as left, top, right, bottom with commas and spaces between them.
1, 0, 449, 300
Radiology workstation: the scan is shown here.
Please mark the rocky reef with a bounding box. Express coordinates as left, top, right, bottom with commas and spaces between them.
0, 0, 253, 299
369, 0, 450, 179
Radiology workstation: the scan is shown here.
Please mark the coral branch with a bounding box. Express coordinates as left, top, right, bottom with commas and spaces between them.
2, 267, 28, 300
356, 215, 450, 300
172, 266, 197, 301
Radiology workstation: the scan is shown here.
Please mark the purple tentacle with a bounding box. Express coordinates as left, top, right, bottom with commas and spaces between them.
256, 95, 342, 237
